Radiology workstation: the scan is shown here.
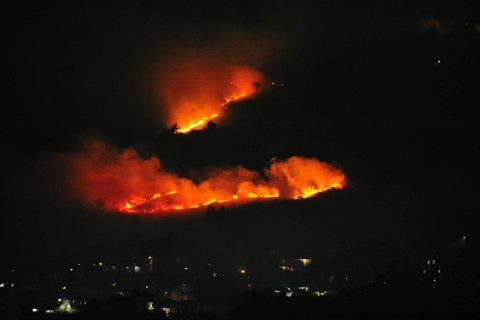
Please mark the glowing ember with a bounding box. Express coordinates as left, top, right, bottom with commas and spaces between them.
63, 141, 346, 214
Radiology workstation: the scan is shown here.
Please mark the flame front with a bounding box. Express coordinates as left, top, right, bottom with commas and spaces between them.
175, 114, 220, 134
158, 58, 264, 133
64, 141, 346, 214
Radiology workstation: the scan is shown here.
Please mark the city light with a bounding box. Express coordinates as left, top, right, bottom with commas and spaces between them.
162, 307, 172, 316
4, 3, 477, 319
280, 265, 295, 271
298, 259, 312, 267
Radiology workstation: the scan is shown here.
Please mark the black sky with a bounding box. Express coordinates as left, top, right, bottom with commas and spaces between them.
1, 1, 479, 269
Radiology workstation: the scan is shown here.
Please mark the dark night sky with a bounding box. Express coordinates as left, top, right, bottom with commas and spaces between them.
1, 1, 479, 271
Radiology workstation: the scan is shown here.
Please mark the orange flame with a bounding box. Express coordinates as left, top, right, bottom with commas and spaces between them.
267, 156, 347, 199
63, 141, 346, 214
158, 58, 264, 133
175, 114, 220, 134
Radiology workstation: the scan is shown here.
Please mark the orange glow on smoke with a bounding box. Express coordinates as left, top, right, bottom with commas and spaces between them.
267, 156, 347, 199
158, 58, 264, 133
64, 141, 346, 214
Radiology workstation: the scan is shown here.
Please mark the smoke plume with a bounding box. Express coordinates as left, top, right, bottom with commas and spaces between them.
56, 140, 345, 213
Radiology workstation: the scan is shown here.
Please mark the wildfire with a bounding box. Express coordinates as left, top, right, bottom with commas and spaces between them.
158, 59, 264, 134
221, 90, 247, 107
173, 89, 250, 133
175, 114, 220, 134
296, 183, 343, 199
64, 141, 346, 214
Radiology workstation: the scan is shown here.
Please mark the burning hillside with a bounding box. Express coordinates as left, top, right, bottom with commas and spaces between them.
52, 38, 346, 215
62, 140, 346, 214
158, 57, 265, 133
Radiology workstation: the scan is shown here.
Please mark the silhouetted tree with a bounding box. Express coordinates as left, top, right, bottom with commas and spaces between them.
253, 81, 261, 93
204, 120, 217, 131
206, 203, 216, 217
219, 205, 226, 215
169, 123, 179, 134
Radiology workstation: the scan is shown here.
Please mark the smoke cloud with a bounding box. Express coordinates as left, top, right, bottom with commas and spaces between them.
53, 140, 345, 214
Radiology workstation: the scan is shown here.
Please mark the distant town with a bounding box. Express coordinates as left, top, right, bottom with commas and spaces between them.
1, 234, 476, 319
